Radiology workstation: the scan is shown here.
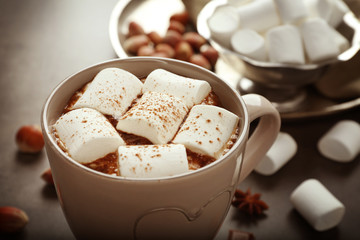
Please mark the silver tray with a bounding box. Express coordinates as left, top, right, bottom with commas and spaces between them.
109, 0, 360, 120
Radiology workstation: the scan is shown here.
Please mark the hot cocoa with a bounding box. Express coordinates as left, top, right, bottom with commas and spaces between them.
52, 68, 240, 178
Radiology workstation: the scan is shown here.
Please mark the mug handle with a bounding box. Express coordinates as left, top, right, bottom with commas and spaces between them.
239, 94, 281, 182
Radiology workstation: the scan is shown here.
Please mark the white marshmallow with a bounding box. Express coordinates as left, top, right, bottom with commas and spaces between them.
290, 179, 345, 231
255, 132, 297, 175
118, 144, 189, 178
53, 108, 125, 163
208, 6, 240, 49
116, 91, 188, 144
304, 0, 319, 18
227, 0, 252, 7
143, 69, 211, 108
317, 0, 349, 28
274, 0, 308, 23
318, 120, 360, 162
237, 0, 281, 33
300, 18, 340, 62
72, 68, 143, 119
328, 27, 350, 52
172, 105, 239, 158
231, 29, 267, 61
266, 25, 305, 64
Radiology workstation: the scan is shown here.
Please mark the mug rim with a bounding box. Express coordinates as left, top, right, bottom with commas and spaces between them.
41, 57, 250, 182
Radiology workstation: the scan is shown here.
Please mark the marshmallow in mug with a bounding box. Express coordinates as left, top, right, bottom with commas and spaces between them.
290, 179, 345, 231
231, 29, 267, 62
318, 120, 360, 162
173, 105, 240, 158
266, 25, 305, 64
53, 108, 125, 163
300, 18, 340, 63
116, 91, 188, 145
118, 144, 189, 178
72, 68, 143, 119
143, 69, 211, 108
255, 132, 297, 175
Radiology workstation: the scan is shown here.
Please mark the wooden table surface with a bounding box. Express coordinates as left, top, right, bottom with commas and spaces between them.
0, 0, 359, 239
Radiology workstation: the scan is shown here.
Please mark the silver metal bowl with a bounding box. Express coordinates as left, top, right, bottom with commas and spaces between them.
197, 0, 360, 112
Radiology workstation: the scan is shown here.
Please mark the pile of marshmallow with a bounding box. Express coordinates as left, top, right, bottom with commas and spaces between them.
253, 120, 360, 231
208, 0, 350, 64
53, 68, 239, 178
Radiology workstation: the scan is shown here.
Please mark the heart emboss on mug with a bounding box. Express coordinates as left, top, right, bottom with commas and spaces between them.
133, 190, 231, 240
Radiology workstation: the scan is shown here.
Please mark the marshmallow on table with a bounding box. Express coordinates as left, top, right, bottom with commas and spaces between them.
72, 68, 143, 119
231, 29, 267, 62
255, 132, 297, 175
266, 25, 305, 64
116, 91, 188, 144
53, 108, 125, 163
236, 0, 281, 33
143, 69, 211, 108
118, 144, 189, 178
300, 18, 340, 62
318, 120, 360, 162
290, 179, 345, 231
274, 0, 308, 24
172, 105, 239, 158
208, 5, 240, 49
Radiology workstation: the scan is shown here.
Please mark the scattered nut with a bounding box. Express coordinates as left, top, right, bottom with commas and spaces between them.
189, 54, 212, 70
162, 30, 182, 48
155, 43, 175, 58
128, 21, 145, 37
170, 11, 190, 25
0, 206, 29, 233
41, 168, 54, 185
200, 44, 219, 66
175, 41, 193, 61
15, 125, 44, 153
183, 32, 207, 51
123, 35, 150, 54
168, 20, 185, 34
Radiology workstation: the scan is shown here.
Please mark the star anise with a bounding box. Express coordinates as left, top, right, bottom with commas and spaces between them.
232, 188, 269, 215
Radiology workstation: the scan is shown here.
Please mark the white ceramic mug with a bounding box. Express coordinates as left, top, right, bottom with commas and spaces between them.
41, 57, 280, 240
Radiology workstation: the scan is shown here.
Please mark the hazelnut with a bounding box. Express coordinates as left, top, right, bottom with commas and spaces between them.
200, 44, 219, 67
168, 20, 185, 34
137, 45, 155, 56
123, 35, 150, 54
41, 168, 54, 185
155, 43, 175, 58
0, 206, 29, 233
147, 31, 163, 45
150, 52, 170, 58
170, 11, 190, 25
127, 21, 145, 37
183, 32, 207, 51
175, 41, 193, 61
189, 54, 212, 70
15, 125, 44, 153
162, 30, 182, 48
